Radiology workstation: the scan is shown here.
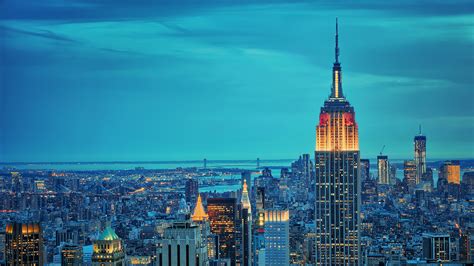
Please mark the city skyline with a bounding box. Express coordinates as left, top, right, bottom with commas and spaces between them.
1, 1, 473, 162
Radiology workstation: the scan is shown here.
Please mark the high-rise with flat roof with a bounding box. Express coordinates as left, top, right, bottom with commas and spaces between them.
61, 243, 83, 266
440, 160, 461, 184
422, 233, 450, 262
264, 210, 289, 266
5, 222, 44, 266
186, 178, 199, 204
208, 198, 237, 266
377, 155, 389, 185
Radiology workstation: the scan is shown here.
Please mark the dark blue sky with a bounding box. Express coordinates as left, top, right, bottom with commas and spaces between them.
1, 0, 473, 162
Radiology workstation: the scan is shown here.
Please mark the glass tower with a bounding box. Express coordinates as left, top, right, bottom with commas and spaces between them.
314, 19, 360, 265
414, 130, 426, 184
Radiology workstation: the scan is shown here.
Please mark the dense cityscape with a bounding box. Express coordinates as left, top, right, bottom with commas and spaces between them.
1, 19, 473, 266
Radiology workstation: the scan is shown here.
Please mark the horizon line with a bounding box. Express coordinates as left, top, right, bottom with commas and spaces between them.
1, 158, 473, 165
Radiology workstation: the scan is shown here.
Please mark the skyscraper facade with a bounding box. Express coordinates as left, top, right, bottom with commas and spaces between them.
414, 133, 426, 185
440, 160, 461, 184
314, 20, 360, 265
157, 221, 208, 266
207, 198, 237, 265
360, 159, 370, 180
5, 222, 44, 266
61, 243, 83, 266
264, 209, 289, 266
377, 155, 389, 185
186, 178, 199, 204
403, 160, 417, 190
422, 233, 450, 262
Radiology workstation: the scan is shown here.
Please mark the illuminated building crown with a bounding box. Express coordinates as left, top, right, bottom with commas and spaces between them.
241, 180, 251, 211
191, 194, 209, 222
316, 19, 359, 152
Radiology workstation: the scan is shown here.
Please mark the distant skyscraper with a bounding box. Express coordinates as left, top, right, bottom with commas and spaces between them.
440, 160, 461, 184
240, 180, 252, 266
414, 129, 426, 184
360, 159, 370, 180
403, 160, 417, 190
157, 221, 208, 266
377, 155, 389, 185
422, 167, 434, 190
5, 222, 44, 266
61, 243, 83, 266
186, 178, 199, 204
208, 198, 237, 266
11, 172, 23, 193
314, 20, 360, 265
92, 227, 125, 266
422, 233, 450, 262
264, 210, 289, 266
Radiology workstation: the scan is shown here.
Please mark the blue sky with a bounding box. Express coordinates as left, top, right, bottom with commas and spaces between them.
1, 0, 473, 162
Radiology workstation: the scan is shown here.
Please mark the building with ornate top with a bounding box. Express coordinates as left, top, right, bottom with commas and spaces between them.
92, 227, 125, 266
314, 19, 361, 265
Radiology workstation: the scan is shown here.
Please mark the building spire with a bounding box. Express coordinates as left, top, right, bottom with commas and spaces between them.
241, 180, 251, 211
330, 18, 343, 99
335, 17, 339, 63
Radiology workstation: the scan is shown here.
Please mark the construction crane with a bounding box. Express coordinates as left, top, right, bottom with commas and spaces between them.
379, 145, 385, 155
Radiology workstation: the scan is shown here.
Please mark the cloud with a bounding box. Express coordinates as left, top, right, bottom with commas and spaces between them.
0, 1, 473, 161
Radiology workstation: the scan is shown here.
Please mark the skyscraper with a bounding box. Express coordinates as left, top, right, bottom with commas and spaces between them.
191, 194, 216, 260
207, 198, 237, 265
440, 160, 461, 184
91, 227, 125, 266
264, 210, 289, 266
414, 129, 427, 184
5, 222, 44, 266
403, 160, 417, 190
157, 221, 208, 266
314, 20, 360, 265
241, 171, 252, 197
186, 178, 199, 204
61, 243, 83, 266
360, 159, 370, 180
377, 155, 389, 185
240, 180, 252, 266
422, 233, 450, 262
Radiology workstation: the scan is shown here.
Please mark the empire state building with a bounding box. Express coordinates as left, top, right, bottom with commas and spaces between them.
314, 20, 360, 265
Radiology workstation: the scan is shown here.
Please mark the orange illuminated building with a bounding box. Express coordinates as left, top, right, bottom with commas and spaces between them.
440, 160, 461, 184
5, 222, 44, 266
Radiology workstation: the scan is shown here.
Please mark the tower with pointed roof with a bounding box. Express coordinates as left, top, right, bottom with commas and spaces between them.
240, 180, 252, 266
92, 226, 125, 266
314, 19, 361, 265
192, 194, 209, 222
